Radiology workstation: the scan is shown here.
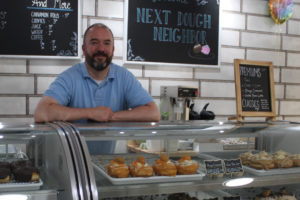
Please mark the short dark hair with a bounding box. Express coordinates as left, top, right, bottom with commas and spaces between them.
83, 23, 114, 45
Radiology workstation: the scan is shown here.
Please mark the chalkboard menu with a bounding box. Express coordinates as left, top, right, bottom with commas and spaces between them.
0, 0, 80, 58
124, 0, 220, 68
234, 59, 276, 122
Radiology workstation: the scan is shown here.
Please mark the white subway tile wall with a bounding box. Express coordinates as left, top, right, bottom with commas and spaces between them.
0, 0, 300, 122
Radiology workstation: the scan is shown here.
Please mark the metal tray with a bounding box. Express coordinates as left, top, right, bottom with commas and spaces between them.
0, 179, 43, 192
92, 156, 205, 185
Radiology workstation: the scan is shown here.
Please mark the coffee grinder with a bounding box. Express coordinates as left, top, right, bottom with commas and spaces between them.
160, 86, 198, 121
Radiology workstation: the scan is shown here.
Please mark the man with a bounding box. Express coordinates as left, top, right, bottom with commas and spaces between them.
34, 23, 160, 123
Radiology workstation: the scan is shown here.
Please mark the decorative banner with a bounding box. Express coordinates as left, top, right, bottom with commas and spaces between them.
269, 0, 293, 24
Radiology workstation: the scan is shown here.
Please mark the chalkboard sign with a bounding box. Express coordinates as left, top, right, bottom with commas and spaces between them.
223, 159, 244, 175
123, 0, 220, 68
0, 0, 80, 59
204, 160, 224, 175
233, 59, 276, 122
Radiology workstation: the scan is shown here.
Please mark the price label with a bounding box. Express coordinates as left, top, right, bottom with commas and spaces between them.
224, 159, 243, 174
204, 160, 224, 175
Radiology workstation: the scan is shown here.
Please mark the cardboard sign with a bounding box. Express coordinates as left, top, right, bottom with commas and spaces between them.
233, 59, 276, 122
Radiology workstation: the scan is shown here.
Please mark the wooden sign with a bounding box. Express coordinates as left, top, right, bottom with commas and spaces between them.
204, 160, 224, 175
233, 59, 276, 122
123, 0, 220, 68
0, 0, 80, 59
223, 159, 244, 175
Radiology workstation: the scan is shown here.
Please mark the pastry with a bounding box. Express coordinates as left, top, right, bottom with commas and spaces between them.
175, 155, 199, 175
10, 160, 32, 170
255, 189, 276, 200
0, 161, 10, 169
0, 168, 10, 183
106, 157, 129, 178
273, 150, 293, 168
239, 151, 254, 165
129, 156, 153, 177
13, 166, 40, 182
249, 151, 275, 170
153, 154, 177, 176
291, 154, 300, 167
277, 187, 296, 200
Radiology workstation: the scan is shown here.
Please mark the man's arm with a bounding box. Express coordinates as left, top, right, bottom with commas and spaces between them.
34, 96, 113, 123
110, 102, 160, 122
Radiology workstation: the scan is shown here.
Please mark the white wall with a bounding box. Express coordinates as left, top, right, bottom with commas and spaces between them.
1, 0, 300, 123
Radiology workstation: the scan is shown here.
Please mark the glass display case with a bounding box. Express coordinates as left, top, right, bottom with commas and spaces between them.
1, 120, 300, 200
0, 122, 96, 200
74, 120, 300, 200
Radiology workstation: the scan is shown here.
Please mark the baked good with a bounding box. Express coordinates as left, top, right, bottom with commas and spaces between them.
175, 155, 199, 175
273, 150, 293, 168
153, 154, 177, 176
277, 188, 296, 200
106, 157, 129, 178
10, 160, 32, 170
0, 161, 11, 170
255, 189, 276, 200
291, 154, 300, 167
239, 151, 254, 165
249, 151, 275, 170
129, 156, 153, 177
0, 168, 11, 183
168, 193, 198, 200
13, 166, 39, 182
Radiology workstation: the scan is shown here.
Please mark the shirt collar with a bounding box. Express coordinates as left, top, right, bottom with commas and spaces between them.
81, 62, 116, 81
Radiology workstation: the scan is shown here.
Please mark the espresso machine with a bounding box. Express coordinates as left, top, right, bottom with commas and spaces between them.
160, 86, 198, 121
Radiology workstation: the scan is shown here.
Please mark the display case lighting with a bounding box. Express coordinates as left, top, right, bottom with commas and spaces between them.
223, 178, 254, 187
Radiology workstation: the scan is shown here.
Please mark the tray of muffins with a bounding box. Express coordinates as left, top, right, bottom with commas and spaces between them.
92, 154, 205, 185
199, 150, 300, 176
0, 159, 42, 192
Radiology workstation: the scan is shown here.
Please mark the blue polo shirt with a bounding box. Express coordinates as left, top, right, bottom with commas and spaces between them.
44, 62, 154, 154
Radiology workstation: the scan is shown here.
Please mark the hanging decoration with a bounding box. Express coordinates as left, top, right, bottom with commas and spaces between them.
269, 0, 294, 24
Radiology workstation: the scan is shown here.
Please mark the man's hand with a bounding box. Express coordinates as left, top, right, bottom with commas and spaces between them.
88, 106, 113, 122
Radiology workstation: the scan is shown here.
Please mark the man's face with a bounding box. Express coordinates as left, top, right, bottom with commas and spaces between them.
82, 26, 114, 71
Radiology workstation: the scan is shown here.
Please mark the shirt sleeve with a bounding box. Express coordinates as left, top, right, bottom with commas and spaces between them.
123, 70, 154, 108
44, 73, 72, 106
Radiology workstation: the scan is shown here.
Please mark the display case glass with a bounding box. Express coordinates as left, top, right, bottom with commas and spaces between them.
75, 120, 300, 200
0, 122, 85, 200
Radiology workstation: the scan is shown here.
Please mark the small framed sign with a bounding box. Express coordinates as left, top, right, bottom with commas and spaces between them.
233, 59, 276, 122
204, 160, 224, 175
223, 159, 244, 176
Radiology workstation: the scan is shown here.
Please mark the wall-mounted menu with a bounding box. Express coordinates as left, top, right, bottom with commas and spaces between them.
123, 0, 220, 67
0, 0, 79, 58
233, 59, 276, 122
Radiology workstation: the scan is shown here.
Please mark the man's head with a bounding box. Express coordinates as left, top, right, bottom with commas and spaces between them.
82, 23, 114, 71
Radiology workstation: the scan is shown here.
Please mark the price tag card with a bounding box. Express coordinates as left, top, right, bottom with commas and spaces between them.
204, 160, 224, 175
224, 159, 244, 174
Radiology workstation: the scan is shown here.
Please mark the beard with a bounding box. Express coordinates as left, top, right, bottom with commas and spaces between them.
85, 50, 113, 71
